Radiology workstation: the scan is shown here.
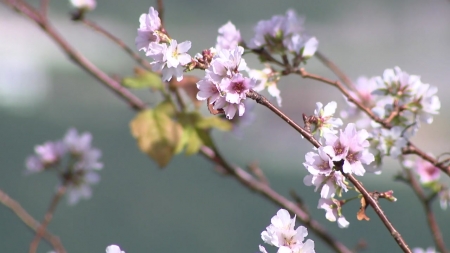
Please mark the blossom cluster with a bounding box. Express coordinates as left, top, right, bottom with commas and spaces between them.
248, 10, 318, 57
260, 209, 315, 253
135, 7, 192, 82
25, 128, 103, 205
196, 46, 256, 119
341, 67, 440, 169
247, 10, 318, 107
195, 10, 319, 119
302, 119, 374, 227
300, 67, 442, 228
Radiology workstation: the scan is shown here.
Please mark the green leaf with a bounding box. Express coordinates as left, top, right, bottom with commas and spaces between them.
184, 126, 203, 155
155, 99, 177, 117
195, 115, 232, 131
122, 70, 163, 90
129, 109, 183, 168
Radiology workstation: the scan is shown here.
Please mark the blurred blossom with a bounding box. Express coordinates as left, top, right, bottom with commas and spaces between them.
136, 6, 162, 52
249, 67, 282, 107
66, 170, 100, 205
414, 158, 440, 184
216, 21, 241, 50
340, 76, 377, 128
106, 245, 126, 253
375, 126, 408, 158
412, 247, 439, 253
248, 9, 318, 58
438, 188, 450, 210
25, 141, 65, 173
70, 0, 96, 11
25, 128, 103, 205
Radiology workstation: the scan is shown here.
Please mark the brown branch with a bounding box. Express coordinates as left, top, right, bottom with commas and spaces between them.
403, 144, 450, 176
0, 189, 66, 253
2, 0, 147, 111
200, 146, 352, 253
157, 0, 165, 29
40, 0, 49, 20
403, 169, 448, 253
30, 185, 67, 253
81, 18, 153, 70
246, 89, 321, 148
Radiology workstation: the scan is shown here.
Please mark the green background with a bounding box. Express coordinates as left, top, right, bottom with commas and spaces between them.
1, 0, 450, 252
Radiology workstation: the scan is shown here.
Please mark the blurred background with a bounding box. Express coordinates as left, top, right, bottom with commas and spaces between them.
1, 0, 450, 252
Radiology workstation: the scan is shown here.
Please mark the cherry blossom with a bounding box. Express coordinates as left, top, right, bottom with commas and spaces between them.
260, 209, 315, 253
322, 123, 374, 176
312, 101, 343, 138
318, 198, 349, 228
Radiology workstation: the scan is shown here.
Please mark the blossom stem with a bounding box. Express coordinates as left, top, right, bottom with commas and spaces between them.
29, 184, 67, 253
0, 188, 66, 253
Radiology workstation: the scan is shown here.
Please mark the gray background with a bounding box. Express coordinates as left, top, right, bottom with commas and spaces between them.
1, 0, 450, 252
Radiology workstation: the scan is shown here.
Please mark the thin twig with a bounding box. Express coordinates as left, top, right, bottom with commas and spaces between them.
157, 0, 164, 29
0, 189, 66, 253
246, 89, 321, 148
403, 144, 450, 176
403, 169, 448, 253
81, 18, 153, 70
40, 0, 49, 20
30, 185, 67, 253
314, 51, 358, 94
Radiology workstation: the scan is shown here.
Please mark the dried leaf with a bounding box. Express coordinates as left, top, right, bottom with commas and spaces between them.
130, 109, 183, 168
356, 197, 370, 221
